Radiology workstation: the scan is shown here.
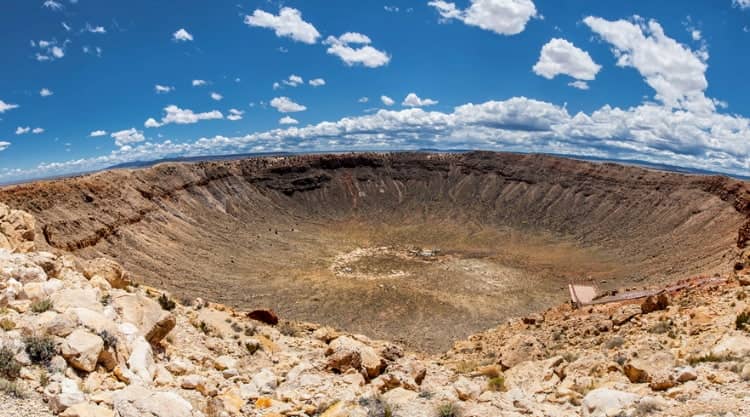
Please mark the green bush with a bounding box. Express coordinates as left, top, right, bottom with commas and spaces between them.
0, 347, 21, 380
24, 335, 56, 365
736, 310, 750, 331
437, 402, 459, 417
30, 299, 53, 314
487, 376, 505, 392
0, 378, 23, 398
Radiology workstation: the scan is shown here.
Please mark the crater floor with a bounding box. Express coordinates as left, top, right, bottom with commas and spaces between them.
1, 152, 747, 352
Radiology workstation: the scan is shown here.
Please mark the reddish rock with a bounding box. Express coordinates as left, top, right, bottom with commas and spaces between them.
247, 309, 279, 325
641, 293, 669, 314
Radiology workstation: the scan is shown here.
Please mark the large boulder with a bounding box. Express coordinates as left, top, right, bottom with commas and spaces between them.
582, 389, 639, 417
623, 352, 677, 391
112, 292, 175, 344
711, 333, 750, 358
0, 204, 36, 253
82, 258, 131, 289
113, 385, 199, 417
47, 378, 86, 413
62, 329, 104, 372
326, 336, 385, 379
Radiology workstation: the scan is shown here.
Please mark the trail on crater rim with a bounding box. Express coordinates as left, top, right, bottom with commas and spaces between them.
1, 151, 747, 352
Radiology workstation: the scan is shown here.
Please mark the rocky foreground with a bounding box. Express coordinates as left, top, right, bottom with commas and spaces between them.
1, 202, 750, 417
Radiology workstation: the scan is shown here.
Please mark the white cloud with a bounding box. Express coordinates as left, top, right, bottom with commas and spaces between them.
533, 38, 601, 82
429, 0, 538, 36
584, 16, 714, 113
40, 88, 53, 97
144, 118, 161, 128
227, 109, 244, 121
85, 24, 106, 34
734, 0, 750, 9
279, 74, 304, 88
244, 7, 320, 44
192, 79, 207, 87
32, 128, 44, 134
0, 142, 9, 152
384, 6, 399, 12
111, 128, 145, 147
279, 116, 299, 125
145, 105, 224, 128
381, 95, 395, 106
154, 84, 174, 94
273, 82, 281, 90
89, 130, 107, 137
43, 1, 63, 11
173, 28, 193, 42
358, 97, 369, 103
15, 127, 30, 135
6, 95, 749, 183
0, 100, 19, 113
568, 81, 589, 90
691, 30, 702, 41
270, 96, 307, 113
62, 22, 71, 31
210, 92, 223, 101
324, 33, 390, 68
402, 93, 438, 107
309, 78, 326, 87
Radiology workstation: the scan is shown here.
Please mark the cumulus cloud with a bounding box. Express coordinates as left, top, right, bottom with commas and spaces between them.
0, 100, 19, 113
358, 97, 369, 103
0, 142, 9, 152
270, 96, 307, 113
279, 116, 299, 125
111, 128, 145, 147
5, 95, 749, 182
32, 128, 44, 134
734, 0, 750, 9
324, 33, 390, 68
275, 74, 304, 89
381, 96, 395, 106
154, 84, 174, 94
533, 38, 601, 84
173, 28, 193, 42
15, 127, 30, 135
244, 7, 320, 44
33, 39, 65, 61
309, 78, 326, 87
192, 79, 207, 87
568, 81, 589, 90
227, 109, 244, 121
210, 92, 223, 101
402, 93, 438, 107
429, 0, 538, 36
145, 105, 223, 128
89, 130, 107, 137
40, 88, 53, 97
584, 16, 715, 113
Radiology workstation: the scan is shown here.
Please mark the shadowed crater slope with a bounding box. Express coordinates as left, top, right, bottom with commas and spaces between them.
2, 152, 748, 352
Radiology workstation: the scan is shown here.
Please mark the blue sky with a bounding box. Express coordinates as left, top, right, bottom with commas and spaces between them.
0, 0, 749, 182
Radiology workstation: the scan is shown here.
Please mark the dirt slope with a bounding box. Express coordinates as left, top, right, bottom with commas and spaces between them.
1, 152, 748, 351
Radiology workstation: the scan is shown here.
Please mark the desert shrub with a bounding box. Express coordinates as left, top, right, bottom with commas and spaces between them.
360, 396, 393, 417
736, 310, 750, 331
99, 330, 117, 350
437, 402, 459, 417
158, 293, 176, 311
487, 376, 505, 392
100, 293, 111, 306
648, 320, 671, 334
634, 398, 662, 415
604, 336, 625, 349
278, 322, 298, 337
688, 353, 732, 366
39, 369, 49, 387
230, 322, 243, 333
0, 318, 15, 331
24, 335, 56, 365
0, 378, 23, 398
0, 347, 21, 380
30, 299, 53, 314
